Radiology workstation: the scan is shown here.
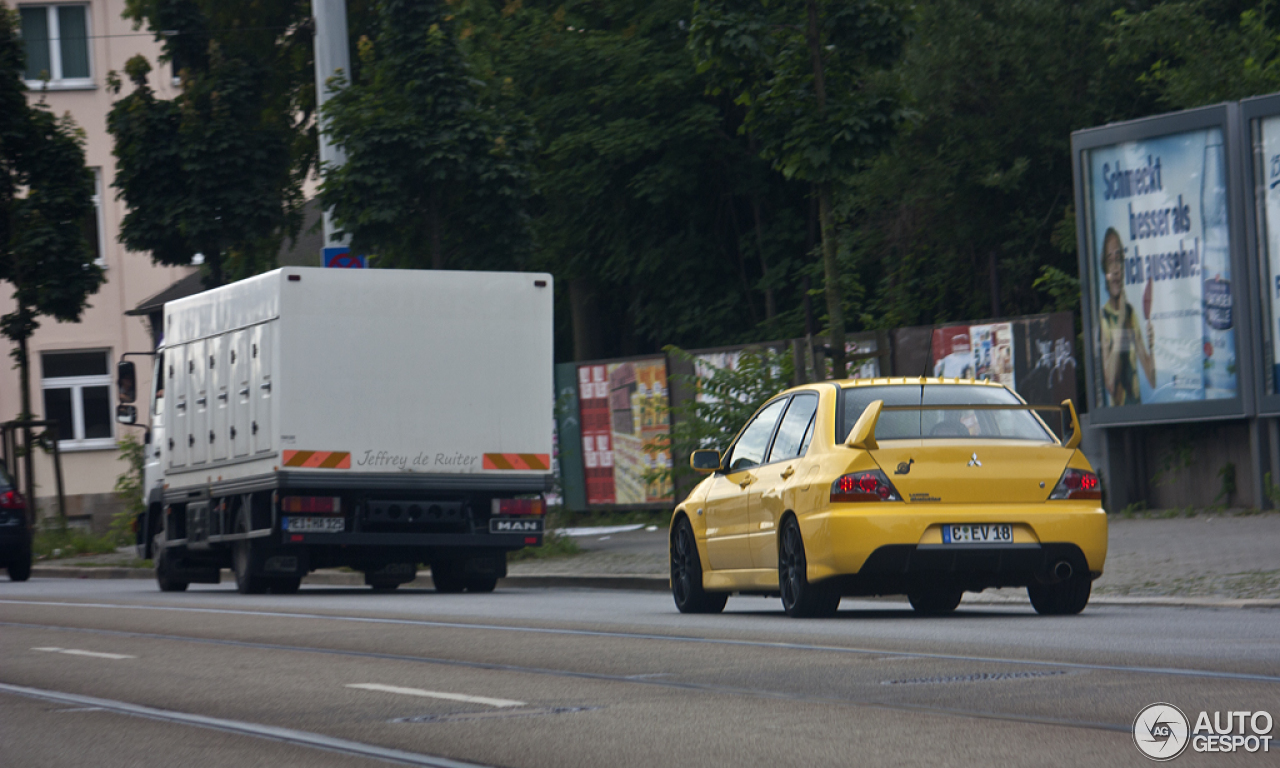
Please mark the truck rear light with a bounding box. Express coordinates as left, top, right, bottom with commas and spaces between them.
281, 496, 341, 513
492, 498, 545, 516
1049, 468, 1101, 500
0, 489, 24, 510
830, 470, 901, 503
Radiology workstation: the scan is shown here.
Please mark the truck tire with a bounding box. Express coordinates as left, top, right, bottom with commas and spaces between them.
269, 576, 302, 594
464, 577, 498, 593
233, 539, 268, 595
430, 561, 466, 593
368, 580, 400, 592
154, 539, 189, 592
6, 535, 32, 582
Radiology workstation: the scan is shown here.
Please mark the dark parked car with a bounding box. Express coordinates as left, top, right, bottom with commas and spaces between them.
0, 460, 31, 581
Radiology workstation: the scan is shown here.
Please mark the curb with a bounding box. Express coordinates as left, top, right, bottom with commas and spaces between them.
26, 566, 1280, 608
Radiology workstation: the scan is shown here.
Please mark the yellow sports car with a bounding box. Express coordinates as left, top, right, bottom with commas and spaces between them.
669, 378, 1106, 617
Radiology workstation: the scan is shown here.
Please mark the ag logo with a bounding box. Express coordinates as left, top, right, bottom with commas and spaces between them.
1134, 703, 1190, 761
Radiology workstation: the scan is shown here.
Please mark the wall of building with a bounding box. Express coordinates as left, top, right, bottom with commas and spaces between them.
1, 0, 196, 531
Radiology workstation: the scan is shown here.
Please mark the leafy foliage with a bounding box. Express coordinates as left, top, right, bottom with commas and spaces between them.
109, 0, 313, 285
319, 0, 533, 270
649, 345, 794, 488
112, 434, 147, 546
0, 5, 103, 417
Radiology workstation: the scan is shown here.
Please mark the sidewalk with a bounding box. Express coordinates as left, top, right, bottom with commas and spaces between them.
28, 513, 1280, 607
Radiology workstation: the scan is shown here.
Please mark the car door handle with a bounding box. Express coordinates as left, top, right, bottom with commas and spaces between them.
780, 466, 795, 479
738, 475, 756, 489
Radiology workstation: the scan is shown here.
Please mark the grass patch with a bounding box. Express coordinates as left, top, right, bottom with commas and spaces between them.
69, 559, 153, 569
507, 529, 583, 562
34, 528, 127, 560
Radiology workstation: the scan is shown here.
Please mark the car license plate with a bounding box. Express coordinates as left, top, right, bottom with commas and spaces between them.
283, 516, 345, 533
942, 523, 1012, 544
490, 518, 544, 534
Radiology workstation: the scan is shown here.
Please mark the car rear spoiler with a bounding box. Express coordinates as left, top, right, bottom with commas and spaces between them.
845, 399, 1082, 451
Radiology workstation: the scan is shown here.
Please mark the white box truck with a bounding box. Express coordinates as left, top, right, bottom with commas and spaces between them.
116, 267, 554, 594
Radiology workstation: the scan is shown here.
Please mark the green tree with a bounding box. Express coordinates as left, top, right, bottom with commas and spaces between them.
319, 0, 533, 271
0, 5, 103, 427
479, 0, 813, 360
690, 0, 908, 377
1111, 1, 1280, 108
840, 0, 1158, 331
108, 0, 314, 286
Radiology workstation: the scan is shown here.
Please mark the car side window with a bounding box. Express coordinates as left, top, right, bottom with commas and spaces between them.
725, 398, 789, 471
766, 394, 819, 462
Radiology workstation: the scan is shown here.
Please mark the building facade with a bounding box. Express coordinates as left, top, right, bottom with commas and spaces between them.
2, 0, 196, 531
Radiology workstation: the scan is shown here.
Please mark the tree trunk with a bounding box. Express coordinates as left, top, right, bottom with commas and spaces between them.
430, 187, 443, 270
568, 277, 602, 361
817, 182, 846, 379
750, 197, 776, 334
18, 331, 37, 531
805, 0, 845, 379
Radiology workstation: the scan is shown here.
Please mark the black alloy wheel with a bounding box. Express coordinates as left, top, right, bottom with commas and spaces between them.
1027, 572, 1092, 615
778, 518, 840, 618
670, 518, 727, 614
907, 584, 964, 615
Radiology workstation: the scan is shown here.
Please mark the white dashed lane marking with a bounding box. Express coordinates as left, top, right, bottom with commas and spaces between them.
346, 683, 525, 708
31, 647, 136, 660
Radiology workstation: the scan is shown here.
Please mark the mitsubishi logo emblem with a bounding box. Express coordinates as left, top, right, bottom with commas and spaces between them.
967, 453, 982, 467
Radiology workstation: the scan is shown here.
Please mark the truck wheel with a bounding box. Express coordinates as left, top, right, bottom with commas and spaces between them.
464, 577, 498, 593
269, 577, 302, 594
368, 580, 400, 593
431, 561, 466, 593
908, 584, 963, 615
233, 539, 267, 594
6, 535, 32, 582
154, 541, 189, 592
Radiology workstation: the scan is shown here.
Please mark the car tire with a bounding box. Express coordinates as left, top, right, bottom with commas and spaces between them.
670, 518, 728, 614
233, 539, 267, 595
7, 536, 32, 582
908, 585, 963, 615
778, 518, 840, 618
154, 539, 189, 592
1027, 573, 1091, 615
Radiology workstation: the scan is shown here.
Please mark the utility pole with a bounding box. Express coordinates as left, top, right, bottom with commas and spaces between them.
312, 0, 351, 257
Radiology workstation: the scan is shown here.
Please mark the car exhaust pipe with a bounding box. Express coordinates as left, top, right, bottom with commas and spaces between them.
1053, 561, 1073, 581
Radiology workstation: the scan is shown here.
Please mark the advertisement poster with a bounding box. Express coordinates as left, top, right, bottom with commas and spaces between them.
931, 324, 1015, 387
576, 358, 673, 506
1087, 127, 1238, 406
1258, 114, 1280, 391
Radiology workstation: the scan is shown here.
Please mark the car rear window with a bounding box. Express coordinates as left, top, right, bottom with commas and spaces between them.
839, 385, 1054, 442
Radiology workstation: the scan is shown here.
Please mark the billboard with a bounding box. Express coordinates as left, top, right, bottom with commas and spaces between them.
1083, 125, 1239, 408
1252, 111, 1280, 399
576, 357, 673, 507
918, 314, 1076, 407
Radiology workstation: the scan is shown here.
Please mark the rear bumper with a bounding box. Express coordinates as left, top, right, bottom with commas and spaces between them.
799, 502, 1107, 582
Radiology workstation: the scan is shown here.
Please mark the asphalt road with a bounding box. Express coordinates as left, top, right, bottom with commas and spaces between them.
1, 579, 1277, 767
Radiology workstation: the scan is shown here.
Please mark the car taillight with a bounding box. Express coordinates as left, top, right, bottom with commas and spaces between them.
492, 498, 545, 515
0, 489, 24, 510
280, 496, 341, 513
830, 470, 901, 503
1049, 468, 1101, 500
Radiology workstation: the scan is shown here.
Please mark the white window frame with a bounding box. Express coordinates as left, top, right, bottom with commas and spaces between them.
19, 4, 94, 91
41, 350, 115, 451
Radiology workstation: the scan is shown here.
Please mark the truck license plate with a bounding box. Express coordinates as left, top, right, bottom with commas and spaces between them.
283, 516, 345, 533
490, 518, 544, 534
941, 523, 1012, 544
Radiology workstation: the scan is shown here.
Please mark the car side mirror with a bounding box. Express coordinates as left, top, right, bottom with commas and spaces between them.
690, 449, 722, 474
117, 360, 137, 404
116, 404, 138, 425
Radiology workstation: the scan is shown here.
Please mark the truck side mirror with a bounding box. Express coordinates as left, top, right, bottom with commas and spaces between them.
117, 360, 137, 404
117, 404, 138, 425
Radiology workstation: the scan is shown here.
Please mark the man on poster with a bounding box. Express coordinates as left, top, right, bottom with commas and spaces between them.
1099, 227, 1156, 405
